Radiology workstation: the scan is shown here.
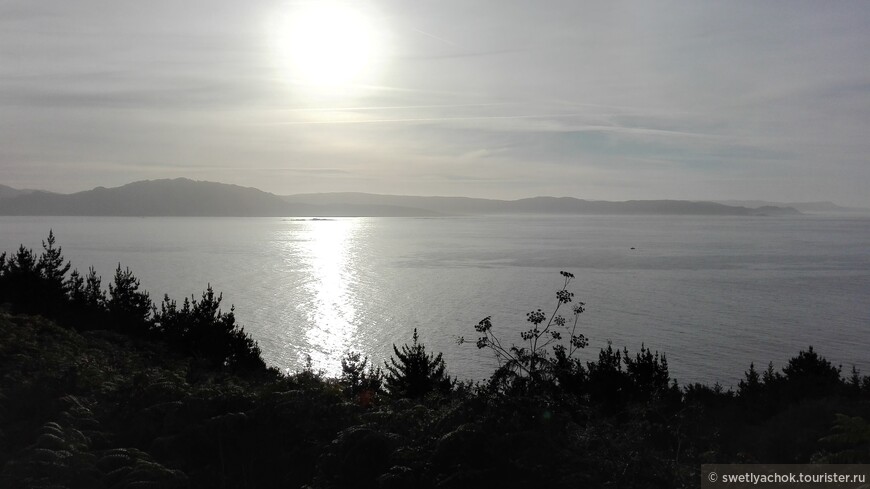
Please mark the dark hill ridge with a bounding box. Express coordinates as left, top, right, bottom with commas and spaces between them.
283, 192, 801, 216
715, 200, 869, 214
507, 197, 782, 215
0, 179, 293, 216
0, 178, 800, 216
0, 179, 441, 217
0, 184, 39, 200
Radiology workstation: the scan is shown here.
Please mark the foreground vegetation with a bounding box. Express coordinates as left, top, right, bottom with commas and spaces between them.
1, 232, 869, 488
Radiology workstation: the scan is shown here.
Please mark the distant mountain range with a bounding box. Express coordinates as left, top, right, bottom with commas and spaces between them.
714, 200, 867, 214
0, 178, 819, 217
281, 192, 803, 216
0, 184, 37, 200
0, 180, 292, 217
0, 179, 439, 217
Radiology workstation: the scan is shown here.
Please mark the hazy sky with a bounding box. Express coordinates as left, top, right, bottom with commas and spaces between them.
2, 1, 869, 205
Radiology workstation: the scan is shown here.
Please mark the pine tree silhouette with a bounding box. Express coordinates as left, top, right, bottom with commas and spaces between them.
383, 329, 451, 398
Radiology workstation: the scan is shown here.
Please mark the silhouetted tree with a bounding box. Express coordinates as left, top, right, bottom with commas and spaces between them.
108, 264, 152, 335
623, 344, 672, 401
846, 365, 863, 398
781, 346, 841, 399
738, 362, 762, 400
2, 245, 40, 312
36, 230, 71, 314
5, 245, 37, 276
340, 352, 383, 406
384, 329, 451, 399
65, 266, 109, 330
760, 361, 782, 393
153, 294, 191, 344
153, 286, 265, 371
586, 342, 632, 406
83, 267, 106, 309
37, 231, 70, 288
66, 269, 85, 304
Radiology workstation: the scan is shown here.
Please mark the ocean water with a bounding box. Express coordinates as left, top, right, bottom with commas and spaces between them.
1, 214, 868, 386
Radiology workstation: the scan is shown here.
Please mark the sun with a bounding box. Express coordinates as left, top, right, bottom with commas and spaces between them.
270, 3, 383, 89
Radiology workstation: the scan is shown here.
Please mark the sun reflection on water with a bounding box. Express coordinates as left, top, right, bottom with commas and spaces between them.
292, 219, 361, 374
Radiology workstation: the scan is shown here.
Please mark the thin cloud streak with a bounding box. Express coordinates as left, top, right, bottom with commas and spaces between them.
257, 115, 718, 141
258, 113, 593, 125
270, 102, 509, 113
407, 27, 460, 48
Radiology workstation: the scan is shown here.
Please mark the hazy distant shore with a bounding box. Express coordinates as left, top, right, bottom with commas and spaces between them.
0, 178, 814, 217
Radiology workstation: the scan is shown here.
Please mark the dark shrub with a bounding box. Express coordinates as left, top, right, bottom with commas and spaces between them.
108, 264, 152, 335
781, 346, 842, 400
384, 329, 451, 399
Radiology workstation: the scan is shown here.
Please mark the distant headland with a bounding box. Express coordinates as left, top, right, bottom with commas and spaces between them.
0, 178, 814, 217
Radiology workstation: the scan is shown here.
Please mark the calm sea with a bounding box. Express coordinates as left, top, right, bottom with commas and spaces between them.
2, 215, 868, 386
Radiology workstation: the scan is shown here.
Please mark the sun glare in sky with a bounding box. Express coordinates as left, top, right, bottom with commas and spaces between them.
269, 2, 385, 91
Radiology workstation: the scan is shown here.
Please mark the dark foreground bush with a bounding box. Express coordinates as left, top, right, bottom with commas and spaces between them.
384, 328, 452, 399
